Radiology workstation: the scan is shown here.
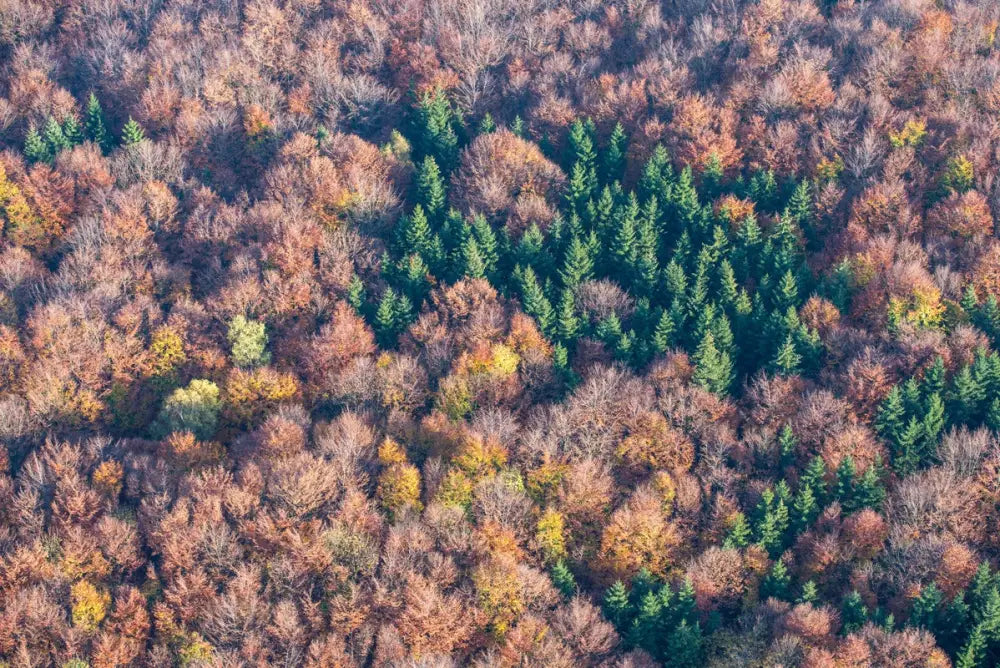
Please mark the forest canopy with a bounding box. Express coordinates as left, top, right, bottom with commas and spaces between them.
2, 0, 1000, 666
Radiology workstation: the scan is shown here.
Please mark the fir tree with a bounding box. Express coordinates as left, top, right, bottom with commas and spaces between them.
84, 92, 109, 152
793, 485, 819, 534
801, 456, 828, 505
761, 560, 792, 600
603, 121, 628, 184
559, 235, 594, 289
23, 125, 49, 164
841, 591, 869, 634
894, 418, 924, 476
121, 116, 146, 145
651, 308, 675, 354
556, 289, 580, 343
374, 288, 401, 347
628, 591, 663, 654
799, 580, 819, 605
461, 236, 487, 280
550, 560, 576, 599
853, 458, 886, 511
910, 583, 943, 634
921, 393, 945, 462
478, 113, 496, 134
415, 88, 459, 170
515, 265, 555, 335
951, 365, 985, 425
956, 625, 987, 668
43, 117, 69, 156
416, 155, 446, 220
723, 511, 752, 549
347, 274, 366, 314
772, 333, 802, 375
510, 115, 525, 138
876, 386, 906, 445
396, 205, 435, 259
835, 455, 856, 507
62, 115, 83, 146
702, 152, 724, 199
692, 331, 734, 396
664, 619, 703, 668
471, 214, 498, 278
604, 581, 632, 631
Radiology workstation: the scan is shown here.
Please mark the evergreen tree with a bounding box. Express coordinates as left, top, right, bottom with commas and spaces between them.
801, 456, 828, 505
754, 487, 790, 557
478, 113, 496, 134
894, 418, 924, 476
396, 205, 435, 259
793, 485, 819, 534
910, 583, 943, 634
374, 288, 408, 347
559, 235, 594, 289
43, 117, 69, 156
799, 580, 819, 605
956, 625, 987, 668
84, 92, 109, 152
723, 511, 752, 549
459, 235, 485, 280
556, 289, 580, 343
603, 121, 628, 184
23, 125, 49, 164
510, 115, 525, 138
841, 591, 869, 634
611, 193, 639, 279
515, 265, 555, 335
471, 214, 498, 278
922, 356, 946, 399
415, 89, 459, 170
921, 393, 945, 462
778, 424, 797, 467
702, 152, 724, 199
604, 581, 632, 631
761, 560, 792, 601
62, 115, 83, 146
876, 386, 906, 445
550, 560, 576, 599
347, 274, 366, 314
566, 118, 598, 196
853, 458, 886, 511
951, 365, 985, 425
692, 331, 734, 396
628, 591, 663, 654
664, 619, 703, 667
651, 308, 675, 354
416, 155, 446, 220
121, 116, 146, 145
835, 455, 856, 507
772, 333, 802, 375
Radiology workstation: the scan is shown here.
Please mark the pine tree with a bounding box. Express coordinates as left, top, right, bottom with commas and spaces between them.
723, 511, 752, 549
835, 455, 856, 507
664, 619, 703, 668
604, 581, 632, 631
951, 365, 985, 425
603, 121, 628, 184
550, 560, 576, 599
415, 89, 459, 170
628, 591, 663, 655
692, 331, 734, 396
478, 113, 496, 134
853, 458, 886, 511
910, 583, 943, 634
43, 117, 69, 156
346, 274, 366, 314
556, 289, 579, 343
84, 93, 109, 152
374, 288, 401, 347
772, 333, 802, 375
23, 125, 50, 164
956, 625, 987, 668
510, 115, 525, 138
799, 580, 819, 605
921, 393, 945, 462
876, 386, 906, 445
461, 236, 487, 280
793, 485, 819, 534
559, 235, 594, 289
801, 456, 828, 505
416, 155, 446, 220
471, 214, 498, 278
396, 205, 434, 259
651, 308, 675, 354
121, 116, 146, 145
611, 193, 639, 279
702, 152, 724, 199
841, 591, 869, 634
894, 418, 924, 476
515, 265, 554, 335
761, 560, 792, 601
62, 115, 83, 146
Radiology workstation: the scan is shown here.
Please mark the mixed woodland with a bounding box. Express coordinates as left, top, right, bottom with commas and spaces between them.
4, 0, 1000, 665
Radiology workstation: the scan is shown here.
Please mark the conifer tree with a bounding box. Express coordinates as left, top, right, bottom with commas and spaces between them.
550, 560, 576, 599
910, 583, 943, 634
478, 113, 496, 134
956, 625, 987, 668
396, 205, 435, 259
566, 118, 598, 196
604, 581, 632, 631
799, 581, 819, 605
894, 417, 924, 476
835, 455, 856, 507
559, 235, 594, 289
43, 117, 69, 156
415, 89, 459, 170
723, 511, 751, 549
853, 458, 886, 511
121, 116, 146, 145
952, 365, 985, 425
702, 152, 724, 199
754, 487, 790, 556
347, 274, 366, 314
922, 393, 945, 461
470, 214, 498, 278
628, 591, 663, 654
461, 236, 487, 280
876, 386, 906, 445
603, 121, 628, 184
556, 289, 579, 343
510, 115, 525, 138
23, 125, 49, 164
611, 193, 639, 279
664, 619, 703, 668
84, 92, 109, 152
801, 456, 828, 505
515, 265, 554, 335
651, 308, 675, 354
841, 591, 869, 634
416, 155, 446, 220
692, 331, 734, 396
62, 115, 83, 146
761, 560, 792, 601
793, 485, 818, 533
772, 333, 802, 375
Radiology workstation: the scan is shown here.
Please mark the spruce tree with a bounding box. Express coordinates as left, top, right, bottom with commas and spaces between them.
793, 485, 819, 534
876, 386, 906, 445
461, 236, 487, 280
603, 121, 627, 184
470, 214, 498, 278
550, 560, 576, 599
921, 393, 945, 462
346, 274, 366, 314
894, 417, 924, 476
841, 591, 869, 634
374, 288, 401, 347
723, 511, 751, 549
664, 619, 703, 668
853, 458, 886, 511
799, 580, 819, 605
515, 265, 554, 335
761, 560, 792, 600
956, 625, 987, 668
416, 155, 446, 220
772, 333, 802, 375
556, 289, 579, 343
692, 331, 734, 396
651, 308, 675, 354
23, 125, 49, 164
415, 89, 459, 170
121, 116, 146, 145
84, 92, 109, 152
62, 115, 83, 146
835, 455, 856, 507
801, 456, 828, 505
628, 591, 663, 654
604, 581, 632, 631
43, 117, 69, 156
910, 583, 943, 634
478, 113, 496, 134
559, 235, 594, 289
